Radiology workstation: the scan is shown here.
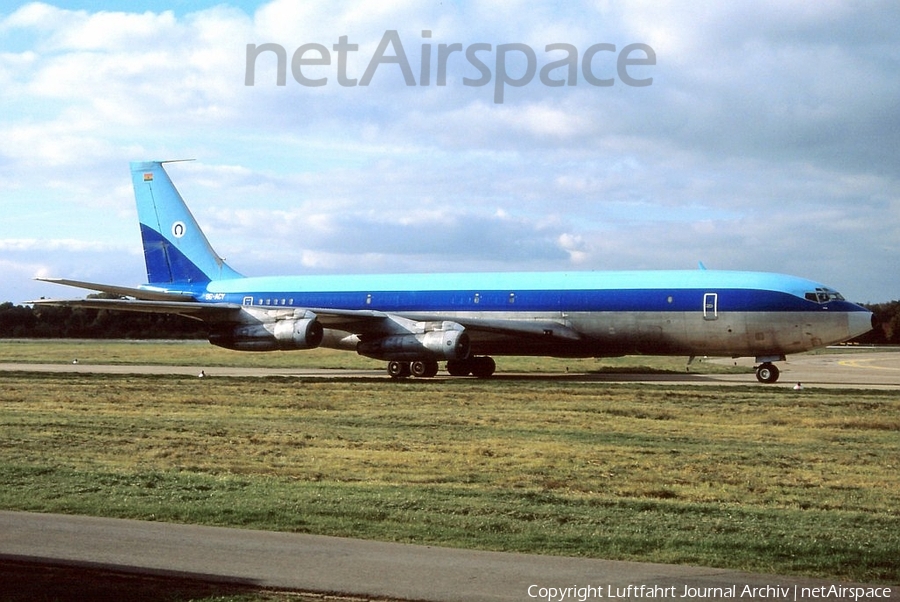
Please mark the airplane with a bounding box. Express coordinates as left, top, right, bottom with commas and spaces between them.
32, 160, 874, 383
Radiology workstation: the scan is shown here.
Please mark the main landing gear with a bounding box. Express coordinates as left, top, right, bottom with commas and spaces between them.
387, 356, 496, 379
755, 362, 780, 384
387, 359, 439, 378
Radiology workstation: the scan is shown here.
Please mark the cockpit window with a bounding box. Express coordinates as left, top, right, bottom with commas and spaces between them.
805, 288, 845, 303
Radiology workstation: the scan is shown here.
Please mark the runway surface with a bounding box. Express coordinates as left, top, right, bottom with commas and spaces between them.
1, 511, 896, 601
2, 350, 899, 388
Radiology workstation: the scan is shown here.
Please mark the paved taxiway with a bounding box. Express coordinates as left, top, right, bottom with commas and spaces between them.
2, 511, 896, 601
2, 350, 899, 388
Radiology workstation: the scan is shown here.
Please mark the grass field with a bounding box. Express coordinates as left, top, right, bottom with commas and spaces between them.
1, 340, 898, 592
0, 338, 752, 374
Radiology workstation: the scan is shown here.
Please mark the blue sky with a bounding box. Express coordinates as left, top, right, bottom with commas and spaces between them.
1, 1, 898, 304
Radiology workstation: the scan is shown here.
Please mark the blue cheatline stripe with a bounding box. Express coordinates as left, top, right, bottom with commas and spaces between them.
200, 287, 862, 314
187, 269, 864, 313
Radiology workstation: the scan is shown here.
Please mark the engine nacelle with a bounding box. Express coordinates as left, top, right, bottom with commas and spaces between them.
210, 317, 324, 351
358, 328, 470, 361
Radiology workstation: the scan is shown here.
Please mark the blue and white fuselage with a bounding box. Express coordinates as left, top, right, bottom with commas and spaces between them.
35, 161, 873, 382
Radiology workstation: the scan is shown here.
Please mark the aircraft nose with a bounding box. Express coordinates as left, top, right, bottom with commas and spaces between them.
848, 310, 875, 339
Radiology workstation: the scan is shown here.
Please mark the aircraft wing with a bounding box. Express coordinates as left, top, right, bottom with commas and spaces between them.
304, 308, 393, 333
449, 316, 583, 341
308, 307, 583, 342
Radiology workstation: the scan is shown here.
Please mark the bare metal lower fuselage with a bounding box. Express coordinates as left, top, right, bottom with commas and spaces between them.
321, 309, 871, 359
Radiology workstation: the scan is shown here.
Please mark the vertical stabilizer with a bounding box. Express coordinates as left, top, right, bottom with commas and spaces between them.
130, 161, 243, 285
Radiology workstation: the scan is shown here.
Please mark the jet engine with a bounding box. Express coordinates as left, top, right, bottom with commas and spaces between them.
209, 317, 324, 351
358, 327, 470, 361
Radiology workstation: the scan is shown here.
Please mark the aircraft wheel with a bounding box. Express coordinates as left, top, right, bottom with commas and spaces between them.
411, 360, 439, 378
756, 362, 780, 384
470, 356, 496, 379
388, 361, 411, 378
446, 359, 472, 376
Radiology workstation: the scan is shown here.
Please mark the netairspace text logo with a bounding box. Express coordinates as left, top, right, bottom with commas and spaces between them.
245, 29, 656, 103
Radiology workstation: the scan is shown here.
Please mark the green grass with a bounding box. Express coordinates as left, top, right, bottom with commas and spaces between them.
0, 339, 382, 369
1, 367, 898, 584
0, 338, 754, 375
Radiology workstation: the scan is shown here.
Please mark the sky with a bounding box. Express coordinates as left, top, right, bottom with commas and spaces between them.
1, 1, 898, 304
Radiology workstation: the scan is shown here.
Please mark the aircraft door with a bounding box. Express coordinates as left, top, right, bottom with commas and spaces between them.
703, 293, 718, 320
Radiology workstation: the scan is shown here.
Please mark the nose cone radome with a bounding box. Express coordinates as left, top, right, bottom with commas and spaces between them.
848, 310, 875, 339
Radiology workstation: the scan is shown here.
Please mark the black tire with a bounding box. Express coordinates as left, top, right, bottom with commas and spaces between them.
411, 360, 439, 378
446, 359, 471, 376
756, 363, 780, 384
470, 356, 496, 379
388, 361, 411, 378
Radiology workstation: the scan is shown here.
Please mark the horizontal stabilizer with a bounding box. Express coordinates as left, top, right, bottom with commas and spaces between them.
34, 277, 197, 302
29, 297, 242, 321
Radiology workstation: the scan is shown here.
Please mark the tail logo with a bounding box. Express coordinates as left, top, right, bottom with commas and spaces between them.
172, 221, 186, 238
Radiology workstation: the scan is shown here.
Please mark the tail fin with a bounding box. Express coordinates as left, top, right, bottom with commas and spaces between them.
130, 161, 243, 285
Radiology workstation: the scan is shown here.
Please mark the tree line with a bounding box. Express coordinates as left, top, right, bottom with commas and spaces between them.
856, 300, 900, 345
0, 302, 207, 339
1, 299, 899, 344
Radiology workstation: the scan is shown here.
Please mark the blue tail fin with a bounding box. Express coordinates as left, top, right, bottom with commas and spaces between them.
130, 161, 243, 285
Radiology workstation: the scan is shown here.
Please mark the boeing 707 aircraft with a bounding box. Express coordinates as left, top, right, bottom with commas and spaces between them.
33, 160, 874, 382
